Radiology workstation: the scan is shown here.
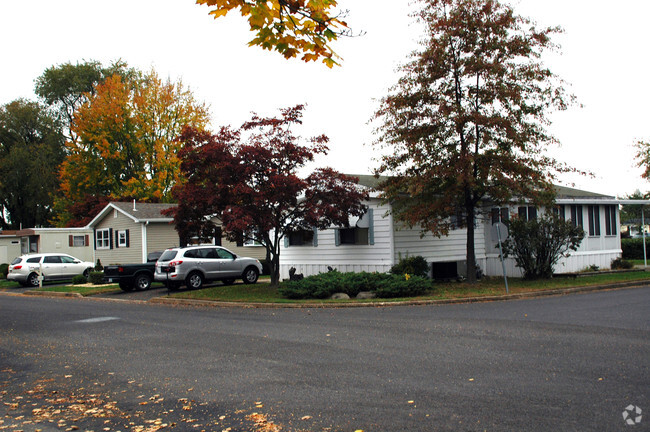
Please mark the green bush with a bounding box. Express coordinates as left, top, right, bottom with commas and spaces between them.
390, 255, 429, 278
279, 270, 433, 299
94, 259, 103, 272
0, 263, 8, 279
611, 257, 634, 269
89, 271, 105, 285
72, 275, 87, 285
621, 238, 649, 260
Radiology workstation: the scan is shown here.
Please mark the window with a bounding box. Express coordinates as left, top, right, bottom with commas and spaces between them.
491, 208, 510, 225
552, 205, 566, 220
26, 257, 41, 264
60, 255, 77, 264
517, 206, 537, 221
69, 235, 88, 247
335, 209, 375, 246
605, 205, 617, 236
588, 205, 601, 236
96, 229, 110, 249
43, 256, 62, 264
570, 205, 583, 228
216, 248, 235, 259
288, 229, 315, 246
338, 227, 369, 245
116, 230, 129, 248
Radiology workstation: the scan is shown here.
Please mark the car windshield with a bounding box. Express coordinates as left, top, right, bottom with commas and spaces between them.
159, 250, 178, 262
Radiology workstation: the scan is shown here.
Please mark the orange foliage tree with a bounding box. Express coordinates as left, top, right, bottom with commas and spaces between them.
55, 69, 209, 225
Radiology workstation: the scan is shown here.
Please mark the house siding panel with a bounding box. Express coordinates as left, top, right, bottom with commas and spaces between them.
146, 223, 181, 254
95, 212, 143, 264
280, 200, 393, 278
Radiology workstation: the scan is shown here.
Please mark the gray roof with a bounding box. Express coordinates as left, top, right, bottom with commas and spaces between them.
110, 202, 177, 221
348, 174, 615, 201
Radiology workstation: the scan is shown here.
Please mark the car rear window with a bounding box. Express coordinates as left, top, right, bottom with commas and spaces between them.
159, 250, 178, 261
10, 257, 22, 265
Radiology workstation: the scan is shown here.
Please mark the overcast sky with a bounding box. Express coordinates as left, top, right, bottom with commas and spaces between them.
1, 0, 648, 198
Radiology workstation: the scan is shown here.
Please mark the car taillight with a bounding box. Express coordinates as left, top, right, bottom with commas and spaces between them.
12, 265, 22, 270
169, 261, 183, 267
118, 267, 124, 273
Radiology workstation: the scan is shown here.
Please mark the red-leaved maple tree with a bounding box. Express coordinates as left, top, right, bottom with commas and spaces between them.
167, 105, 368, 285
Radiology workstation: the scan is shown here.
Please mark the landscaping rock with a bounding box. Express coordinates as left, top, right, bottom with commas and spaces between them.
330, 293, 350, 300
356, 291, 376, 299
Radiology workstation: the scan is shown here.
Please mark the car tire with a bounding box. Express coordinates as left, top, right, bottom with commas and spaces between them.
242, 266, 259, 284
134, 274, 152, 290
26, 272, 40, 287
186, 272, 203, 290
83, 268, 91, 279
119, 281, 134, 292
222, 278, 236, 285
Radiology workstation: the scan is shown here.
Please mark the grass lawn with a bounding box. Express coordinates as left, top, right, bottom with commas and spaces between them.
169, 270, 650, 304
34, 284, 121, 296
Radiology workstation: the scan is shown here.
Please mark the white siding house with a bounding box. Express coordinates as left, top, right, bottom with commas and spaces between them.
279, 180, 622, 280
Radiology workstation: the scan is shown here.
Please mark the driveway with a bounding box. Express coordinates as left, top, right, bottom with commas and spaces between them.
1, 286, 648, 431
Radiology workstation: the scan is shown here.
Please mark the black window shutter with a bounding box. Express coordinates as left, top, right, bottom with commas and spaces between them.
109, 228, 113, 249
125, 230, 130, 247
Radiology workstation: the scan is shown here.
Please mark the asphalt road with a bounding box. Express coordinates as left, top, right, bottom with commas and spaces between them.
0, 287, 648, 431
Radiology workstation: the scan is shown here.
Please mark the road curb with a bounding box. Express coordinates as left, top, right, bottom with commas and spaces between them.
147, 280, 650, 309
22, 290, 83, 298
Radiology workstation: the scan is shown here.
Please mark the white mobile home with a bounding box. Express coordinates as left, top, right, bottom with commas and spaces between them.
279, 179, 622, 280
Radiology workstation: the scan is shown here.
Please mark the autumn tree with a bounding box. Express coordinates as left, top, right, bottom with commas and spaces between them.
55, 69, 210, 226
168, 105, 368, 285
34, 60, 136, 142
373, 0, 575, 283
197, 0, 354, 67
0, 99, 65, 229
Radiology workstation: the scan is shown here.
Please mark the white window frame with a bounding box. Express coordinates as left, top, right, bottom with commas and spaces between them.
96, 229, 110, 249
118, 230, 128, 247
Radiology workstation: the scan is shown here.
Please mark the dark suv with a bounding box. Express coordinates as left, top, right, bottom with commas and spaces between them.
154, 245, 263, 290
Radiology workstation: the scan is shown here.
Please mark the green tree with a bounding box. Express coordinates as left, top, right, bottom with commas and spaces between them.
0, 99, 65, 228
501, 213, 584, 279
34, 60, 137, 142
372, 0, 576, 283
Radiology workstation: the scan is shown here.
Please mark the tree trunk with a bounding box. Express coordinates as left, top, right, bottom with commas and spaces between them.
269, 248, 281, 287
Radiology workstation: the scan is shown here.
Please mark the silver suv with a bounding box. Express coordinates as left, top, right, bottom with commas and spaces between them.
7, 253, 94, 287
154, 245, 263, 290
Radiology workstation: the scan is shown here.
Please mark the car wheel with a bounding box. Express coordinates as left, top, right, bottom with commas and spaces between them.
119, 281, 134, 292
134, 274, 152, 290
83, 268, 91, 279
222, 278, 236, 286
186, 272, 203, 290
242, 266, 259, 284
27, 272, 40, 287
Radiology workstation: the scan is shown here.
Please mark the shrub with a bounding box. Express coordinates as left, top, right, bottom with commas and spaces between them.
0, 263, 8, 279
94, 259, 103, 272
259, 259, 271, 275
72, 275, 87, 285
390, 255, 429, 278
89, 271, 104, 285
278, 270, 433, 299
621, 238, 648, 260
501, 214, 585, 279
611, 258, 634, 269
